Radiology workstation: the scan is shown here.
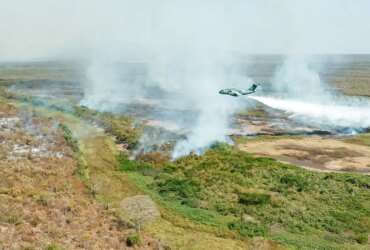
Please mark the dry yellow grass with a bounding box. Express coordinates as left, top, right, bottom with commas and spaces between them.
0, 102, 161, 249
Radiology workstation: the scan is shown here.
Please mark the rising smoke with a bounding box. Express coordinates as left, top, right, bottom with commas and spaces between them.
82, 53, 249, 157
271, 56, 332, 101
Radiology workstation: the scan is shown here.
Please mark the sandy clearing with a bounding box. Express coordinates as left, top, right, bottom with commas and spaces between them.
238, 136, 370, 174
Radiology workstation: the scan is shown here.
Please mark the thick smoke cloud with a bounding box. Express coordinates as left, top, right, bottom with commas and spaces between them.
82, 52, 249, 157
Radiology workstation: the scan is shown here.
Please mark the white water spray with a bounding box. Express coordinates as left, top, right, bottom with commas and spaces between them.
250, 95, 370, 131
256, 55, 370, 132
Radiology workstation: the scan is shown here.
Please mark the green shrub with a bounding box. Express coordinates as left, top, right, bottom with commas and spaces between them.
280, 174, 308, 192
100, 113, 140, 149
73, 105, 98, 119
118, 154, 141, 171
126, 233, 140, 247
214, 202, 232, 216
58, 123, 78, 152
181, 197, 200, 208
210, 142, 233, 152
354, 233, 368, 244
157, 177, 200, 200
118, 154, 153, 173
228, 221, 267, 237
238, 192, 271, 206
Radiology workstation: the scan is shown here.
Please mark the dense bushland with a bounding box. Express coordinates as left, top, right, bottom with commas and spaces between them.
119, 143, 370, 249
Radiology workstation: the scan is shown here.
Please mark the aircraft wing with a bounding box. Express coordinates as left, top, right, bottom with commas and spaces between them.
238, 84, 259, 95
238, 89, 254, 95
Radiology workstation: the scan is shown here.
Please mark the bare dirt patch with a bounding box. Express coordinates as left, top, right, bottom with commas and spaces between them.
239, 136, 370, 173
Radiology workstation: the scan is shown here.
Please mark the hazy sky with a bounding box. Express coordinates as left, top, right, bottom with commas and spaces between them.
1, 0, 370, 61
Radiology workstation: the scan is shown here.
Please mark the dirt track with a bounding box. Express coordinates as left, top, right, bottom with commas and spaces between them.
239, 136, 370, 174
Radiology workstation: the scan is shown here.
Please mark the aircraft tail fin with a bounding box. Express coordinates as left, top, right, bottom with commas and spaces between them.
248, 83, 258, 92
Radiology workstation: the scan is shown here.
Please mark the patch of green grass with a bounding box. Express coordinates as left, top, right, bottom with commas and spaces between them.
238, 192, 271, 206
345, 133, 370, 147
231, 134, 303, 145
59, 123, 79, 152
44, 244, 63, 250
228, 221, 267, 237
279, 174, 308, 192
126, 171, 234, 229
58, 122, 89, 181
119, 143, 370, 249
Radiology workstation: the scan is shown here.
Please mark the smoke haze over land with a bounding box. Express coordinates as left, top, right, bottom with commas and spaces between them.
2, 0, 370, 60
2, 0, 370, 156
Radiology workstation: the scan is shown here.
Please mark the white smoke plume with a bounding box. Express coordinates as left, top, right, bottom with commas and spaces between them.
82, 53, 249, 157
271, 56, 332, 101
252, 55, 370, 132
